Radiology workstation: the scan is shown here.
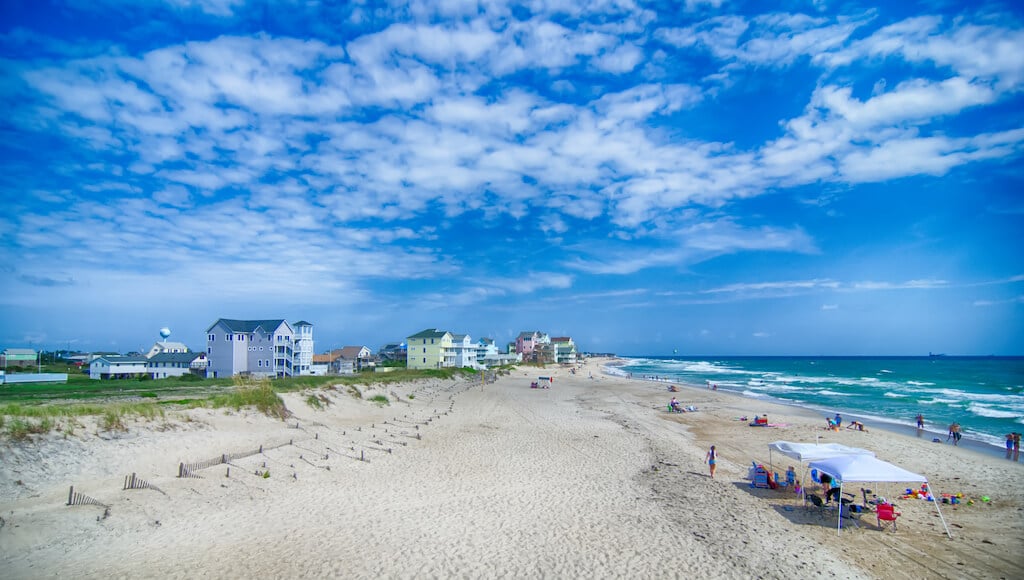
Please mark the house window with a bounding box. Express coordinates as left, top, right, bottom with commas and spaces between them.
227, 334, 232, 341
258, 360, 262, 367
208, 334, 215, 342
423, 358, 426, 363
259, 346, 263, 351
207, 347, 211, 354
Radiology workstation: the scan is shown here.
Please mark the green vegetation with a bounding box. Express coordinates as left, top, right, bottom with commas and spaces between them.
305, 393, 330, 410
368, 394, 390, 406
209, 380, 288, 420
5, 417, 53, 440
0, 366, 488, 439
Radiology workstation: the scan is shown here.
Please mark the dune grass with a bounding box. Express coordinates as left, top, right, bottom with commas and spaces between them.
0, 367, 490, 439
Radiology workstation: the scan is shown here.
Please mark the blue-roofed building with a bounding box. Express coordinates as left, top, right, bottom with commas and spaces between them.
205, 318, 314, 378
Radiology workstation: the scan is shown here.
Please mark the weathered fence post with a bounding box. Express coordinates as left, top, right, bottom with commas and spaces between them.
68, 486, 74, 506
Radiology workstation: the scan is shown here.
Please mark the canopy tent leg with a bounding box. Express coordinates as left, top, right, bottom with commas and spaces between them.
836, 482, 844, 535
927, 481, 954, 539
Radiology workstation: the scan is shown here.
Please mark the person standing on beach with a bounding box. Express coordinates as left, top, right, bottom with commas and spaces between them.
834, 413, 842, 429
1006, 434, 1015, 459
949, 422, 962, 446
705, 445, 718, 479
916, 414, 924, 430
1013, 433, 1020, 462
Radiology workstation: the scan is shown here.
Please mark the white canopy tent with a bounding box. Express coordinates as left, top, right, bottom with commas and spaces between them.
768, 441, 875, 465
767, 441, 875, 497
808, 454, 952, 538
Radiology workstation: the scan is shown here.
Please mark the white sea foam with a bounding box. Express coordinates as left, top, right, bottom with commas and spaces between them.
749, 385, 805, 393
815, 389, 849, 396
939, 389, 1024, 405
907, 381, 935, 386
883, 392, 908, 398
967, 403, 1023, 419
921, 398, 959, 405
879, 369, 893, 374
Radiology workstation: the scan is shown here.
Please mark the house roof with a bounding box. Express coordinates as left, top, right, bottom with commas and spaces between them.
3, 348, 37, 356
478, 338, 494, 345
312, 353, 334, 363
407, 328, 450, 339
293, 320, 313, 327
338, 346, 369, 359
551, 337, 573, 343
151, 340, 190, 351
206, 318, 289, 334
148, 352, 204, 364
94, 355, 149, 364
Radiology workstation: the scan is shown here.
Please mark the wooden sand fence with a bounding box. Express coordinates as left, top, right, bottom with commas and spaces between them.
178, 440, 295, 478
123, 472, 166, 495
67, 486, 108, 508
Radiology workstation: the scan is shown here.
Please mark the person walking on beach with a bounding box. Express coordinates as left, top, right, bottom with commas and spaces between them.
949, 422, 962, 446
1006, 434, 1015, 459
1013, 433, 1020, 462
705, 445, 718, 479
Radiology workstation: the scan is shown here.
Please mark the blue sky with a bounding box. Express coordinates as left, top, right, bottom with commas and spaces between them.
1, 0, 1022, 356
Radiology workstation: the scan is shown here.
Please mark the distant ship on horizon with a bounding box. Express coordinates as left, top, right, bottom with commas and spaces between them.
928, 352, 947, 358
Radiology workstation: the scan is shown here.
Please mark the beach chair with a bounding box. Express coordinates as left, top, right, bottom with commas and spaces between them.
876, 503, 901, 532
806, 493, 829, 520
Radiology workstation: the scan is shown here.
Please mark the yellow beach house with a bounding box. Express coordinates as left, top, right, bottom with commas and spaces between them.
406, 328, 455, 369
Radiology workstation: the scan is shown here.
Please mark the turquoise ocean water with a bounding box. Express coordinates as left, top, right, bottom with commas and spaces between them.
606, 356, 1024, 451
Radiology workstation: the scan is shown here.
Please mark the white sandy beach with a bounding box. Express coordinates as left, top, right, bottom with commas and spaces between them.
1, 359, 1022, 579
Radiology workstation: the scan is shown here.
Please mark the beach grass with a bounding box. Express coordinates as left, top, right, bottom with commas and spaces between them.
209, 380, 288, 420
0, 366, 493, 438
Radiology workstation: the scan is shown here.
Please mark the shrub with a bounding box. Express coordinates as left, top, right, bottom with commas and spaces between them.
368, 394, 389, 406
306, 394, 323, 410
211, 381, 288, 420
101, 411, 126, 432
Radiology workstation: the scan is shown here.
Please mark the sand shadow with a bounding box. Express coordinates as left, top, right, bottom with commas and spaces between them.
730, 482, 876, 530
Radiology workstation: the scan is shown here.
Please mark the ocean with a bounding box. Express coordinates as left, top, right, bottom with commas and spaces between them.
605, 356, 1024, 451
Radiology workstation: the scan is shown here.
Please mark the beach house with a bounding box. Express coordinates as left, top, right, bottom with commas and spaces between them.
145, 341, 190, 358
406, 329, 455, 369
147, 352, 209, 379
293, 321, 315, 376
1, 348, 37, 368
338, 346, 374, 372
515, 331, 551, 362
205, 318, 314, 378
450, 334, 479, 368
89, 355, 149, 380
551, 337, 578, 364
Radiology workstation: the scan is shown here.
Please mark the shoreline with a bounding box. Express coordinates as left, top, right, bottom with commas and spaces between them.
601, 359, 1014, 461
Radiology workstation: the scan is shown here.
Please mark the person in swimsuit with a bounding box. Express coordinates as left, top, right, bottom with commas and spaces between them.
705, 445, 718, 479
